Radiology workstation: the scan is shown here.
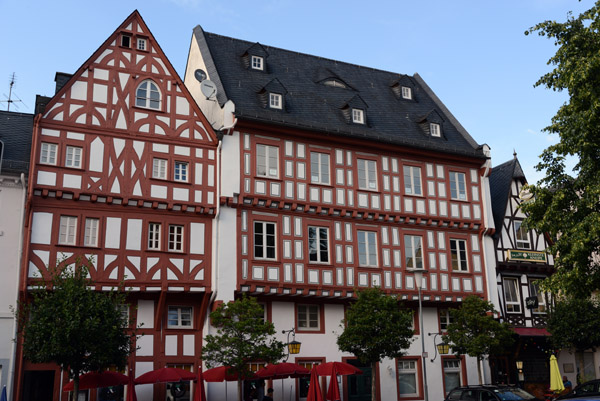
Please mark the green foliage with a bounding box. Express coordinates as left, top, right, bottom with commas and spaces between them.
522, 2, 600, 296
202, 295, 285, 378
546, 296, 600, 351
15, 259, 135, 399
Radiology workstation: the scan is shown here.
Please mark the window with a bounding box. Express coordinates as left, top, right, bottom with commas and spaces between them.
405, 235, 423, 269
430, 123, 441, 137
269, 93, 282, 109
515, 221, 530, 249
358, 230, 377, 267
402, 86, 412, 99
352, 108, 364, 124
137, 38, 146, 51
323, 79, 347, 88
310, 152, 330, 185
59, 216, 77, 245
450, 239, 468, 272
403, 166, 422, 196
397, 359, 419, 397
297, 304, 319, 331
174, 161, 188, 182
439, 309, 454, 331
121, 34, 131, 48
357, 159, 377, 190
256, 144, 279, 178
84, 218, 99, 247
166, 364, 192, 401
167, 306, 192, 328
135, 79, 161, 110
168, 224, 184, 252
443, 359, 462, 394
308, 226, 329, 263
251, 55, 264, 70
40, 142, 58, 165
65, 146, 82, 168
254, 221, 276, 260
529, 280, 547, 314
503, 277, 521, 313
152, 158, 167, 179
118, 304, 130, 328
148, 223, 161, 250
449, 172, 467, 201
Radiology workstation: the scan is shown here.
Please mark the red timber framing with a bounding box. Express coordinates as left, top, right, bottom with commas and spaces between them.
15, 11, 218, 401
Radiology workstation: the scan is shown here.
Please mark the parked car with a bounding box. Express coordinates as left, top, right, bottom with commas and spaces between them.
445, 385, 542, 401
558, 380, 600, 400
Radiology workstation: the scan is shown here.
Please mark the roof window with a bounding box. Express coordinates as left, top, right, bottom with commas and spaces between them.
251, 56, 264, 71
269, 93, 283, 109
323, 79, 347, 89
352, 108, 365, 124
402, 86, 412, 100
430, 123, 441, 137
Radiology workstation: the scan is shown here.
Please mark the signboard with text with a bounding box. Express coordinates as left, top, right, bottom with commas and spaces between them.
507, 249, 547, 263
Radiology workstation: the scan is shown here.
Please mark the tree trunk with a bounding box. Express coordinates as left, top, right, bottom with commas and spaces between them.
72, 377, 79, 401
371, 361, 378, 401
238, 378, 243, 401
477, 357, 483, 384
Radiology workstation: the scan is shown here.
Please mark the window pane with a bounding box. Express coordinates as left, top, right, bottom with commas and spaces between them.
398, 373, 417, 395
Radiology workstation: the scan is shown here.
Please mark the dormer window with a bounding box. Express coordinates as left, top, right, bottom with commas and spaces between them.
121, 34, 131, 48
269, 93, 282, 109
251, 56, 264, 71
137, 38, 147, 51
402, 86, 412, 99
352, 108, 365, 124
323, 79, 347, 89
430, 123, 441, 137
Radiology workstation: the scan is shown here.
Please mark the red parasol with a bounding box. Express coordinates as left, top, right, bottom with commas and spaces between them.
126, 369, 137, 401
315, 362, 362, 376
256, 363, 310, 379
135, 367, 197, 384
325, 367, 341, 401
203, 366, 256, 382
62, 371, 129, 391
306, 369, 324, 401
193, 366, 207, 401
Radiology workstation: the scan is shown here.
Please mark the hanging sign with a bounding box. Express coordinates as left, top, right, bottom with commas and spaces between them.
507, 249, 547, 263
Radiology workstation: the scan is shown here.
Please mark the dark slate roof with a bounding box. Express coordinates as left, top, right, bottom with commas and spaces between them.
193, 27, 486, 160
489, 157, 526, 237
0, 110, 33, 175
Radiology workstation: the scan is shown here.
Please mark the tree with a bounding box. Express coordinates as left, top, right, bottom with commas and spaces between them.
337, 288, 414, 401
15, 259, 135, 401
202, 296, 285, 401
442, 296, 514, 384
522, 2, 600, 297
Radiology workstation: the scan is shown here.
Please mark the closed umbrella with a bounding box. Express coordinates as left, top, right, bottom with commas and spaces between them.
1, 386, 7, 401
63, 371, 129, 391
306, 369, 324, 401
325, 367, 341, 401
550, 355, 565, 392
193, 367, 206, 401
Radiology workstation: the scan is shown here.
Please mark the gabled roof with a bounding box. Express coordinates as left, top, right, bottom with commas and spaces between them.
0, 110, 33, 175
489, 157, 526, 236
192, 26, 486, 159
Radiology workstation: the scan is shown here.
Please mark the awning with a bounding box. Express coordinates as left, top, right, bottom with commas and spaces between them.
512, 327, 550, 336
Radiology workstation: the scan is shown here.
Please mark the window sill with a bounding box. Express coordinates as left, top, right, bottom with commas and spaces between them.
254, 175, 282, 182
133, 104, 164, 113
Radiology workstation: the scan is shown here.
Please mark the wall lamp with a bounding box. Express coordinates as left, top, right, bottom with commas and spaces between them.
428, 332, 450, 362
282, 328, 301, 361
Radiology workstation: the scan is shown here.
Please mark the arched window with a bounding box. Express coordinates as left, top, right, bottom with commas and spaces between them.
136, 79, 161, 110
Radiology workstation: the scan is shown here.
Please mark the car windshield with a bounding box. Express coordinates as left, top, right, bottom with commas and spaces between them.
494, 388, 537, 401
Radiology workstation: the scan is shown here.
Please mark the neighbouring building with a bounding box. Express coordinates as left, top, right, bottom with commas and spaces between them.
185, 26, 495, 401
14, 11, 218, 401
0, 110, 32, 401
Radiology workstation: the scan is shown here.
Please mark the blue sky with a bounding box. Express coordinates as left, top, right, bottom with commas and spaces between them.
1, 0, 592, 183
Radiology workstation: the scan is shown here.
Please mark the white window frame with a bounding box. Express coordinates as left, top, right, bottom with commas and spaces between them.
308, 226, 329, 264
297, 304, 320, 331
168, 224, 184, 252
450, 239, 468, 272
529, 279, 547, 314
310, 152, 330, 185
443, 359, 462, 395
402, 86, 412, 100
152, 158, 167, 180
515, 221, 531, 249
403, 165, 422, 196
148, 222, 161, 250
167, 306, 193, 329
137, 38, 147, 51
59, 216, 78, 245
405, 235, 423, 269
254, 221, 277, 260
174, 161, 189, 182
83, 218, 99, 247
503, 277, 522, 314
430, 123, 441, 137
357, 159, 377, 190
352, 108, 365, 124
269, 93, 282, 109
397, 359, 419, 397
449, 172, 467, 201
65, 146, 82, 169
256, 144, 279, 178
251, 55, 264, 70
358, 230, 378, 267
40, 142, 58, 165
135, 79, 161, 110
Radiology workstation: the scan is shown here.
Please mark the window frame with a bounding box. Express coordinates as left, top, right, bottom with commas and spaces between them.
357, 230, 378, 267
256, 144, 279, 179
136, 37, 147, 51
396, 357, 422, 399
152, 158, 167, 180
83, 217, 99, 247
148, 222, 162, 251
439, 308, 454, 332
135, 79, 161, 110
65, 145, 83, 169
308, 226, 329, 264
529, 279, 547, 314
352, 108, 365, 124
402, 86, 412, 100
254, 221, 277, 261
58, 215, 78, 245
357, 158, 378, 191
404, 235, 424, 269
514, 221, 531, 249
403, 165, 423, 196
168, 224, 184, 253
442, 357, 464, 395
174, 161, 189, 183
40, 142, 58, 165
121, 34, 132, 48
450, 238, 468, 272
310, 152, 331, 185
167, 305, 193, 329
296, 304, 322, 332
269, 92, 283, 109
503, 277, 522, 314
430, 123, 441, 137
251, 55, 264, 71
449, 171, 467, 201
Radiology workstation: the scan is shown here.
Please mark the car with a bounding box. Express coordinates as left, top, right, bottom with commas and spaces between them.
558, 379, 600, 400
445, 385, 542, 401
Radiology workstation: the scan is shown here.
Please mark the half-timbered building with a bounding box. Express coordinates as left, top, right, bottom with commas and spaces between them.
185, 28, 495, 401
15, 11, 218, 401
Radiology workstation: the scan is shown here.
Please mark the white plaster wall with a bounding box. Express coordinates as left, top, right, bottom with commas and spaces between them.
215, 207, 237, 303
221, 131, 240, 198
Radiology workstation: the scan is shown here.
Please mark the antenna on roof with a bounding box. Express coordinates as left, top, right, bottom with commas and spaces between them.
0, 73, 27, 112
